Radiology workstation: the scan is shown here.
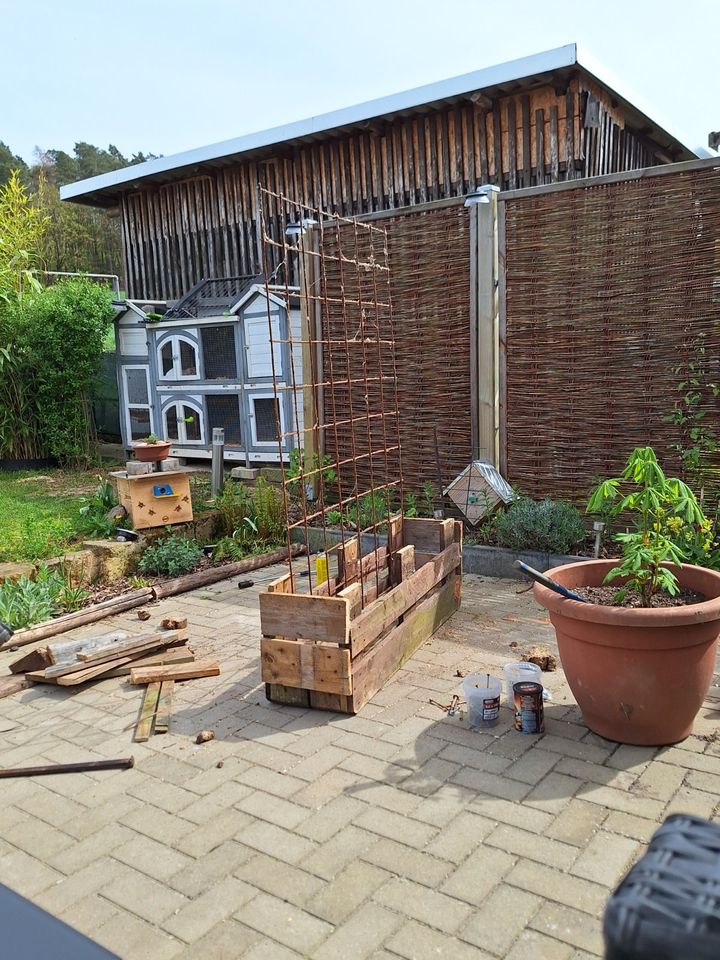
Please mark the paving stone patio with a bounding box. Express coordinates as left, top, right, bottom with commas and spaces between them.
1, 568, 719, 959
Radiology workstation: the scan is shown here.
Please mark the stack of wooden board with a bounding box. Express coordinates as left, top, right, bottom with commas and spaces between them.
10, 624, 194, 687
261, 517, 462, 714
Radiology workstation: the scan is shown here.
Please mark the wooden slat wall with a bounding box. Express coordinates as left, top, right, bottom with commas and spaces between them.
121, 80, 662, 300
502, 166, 720, 502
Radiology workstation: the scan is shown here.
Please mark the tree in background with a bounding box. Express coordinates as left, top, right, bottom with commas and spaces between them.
0, 170, 48, 301
0, 140, 157, 284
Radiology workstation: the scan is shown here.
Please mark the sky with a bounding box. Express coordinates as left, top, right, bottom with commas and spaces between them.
2, 0, 718, 167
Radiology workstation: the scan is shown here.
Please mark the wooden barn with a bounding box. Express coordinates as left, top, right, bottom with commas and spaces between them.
62, 44, 694, 302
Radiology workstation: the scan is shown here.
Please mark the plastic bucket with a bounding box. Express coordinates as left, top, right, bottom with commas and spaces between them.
503, 661, 542, 703
463, 674, 502, 727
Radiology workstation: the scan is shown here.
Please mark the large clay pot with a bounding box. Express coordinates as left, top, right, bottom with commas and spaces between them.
131, 441, 172, 463
533, 560, 720, 746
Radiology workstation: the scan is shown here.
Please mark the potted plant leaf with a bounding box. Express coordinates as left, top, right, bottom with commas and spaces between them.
131, 433, 172, 463
532, 447, 720, 746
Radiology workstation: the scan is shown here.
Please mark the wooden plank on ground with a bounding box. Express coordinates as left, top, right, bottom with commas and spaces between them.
130, 660, 220, 685
350, 574, 461, 712
44, 634, 187, 679
309, 691, 352, 712
102, 646, 194, 678
47, 631, 129, 666
266, 682, 310, 707
154, 681, 174, 733
259, 592, 350, 644
0, 674, 33, 698
77, 629, 187, 663
350, 543, 460, 656
9, 647, 51, 674
134, 682, 161, 742
56, 656, 137, 686
260, 639, 352, 695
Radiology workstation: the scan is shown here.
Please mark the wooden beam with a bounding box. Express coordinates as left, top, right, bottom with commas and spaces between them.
390, 545, 415, 586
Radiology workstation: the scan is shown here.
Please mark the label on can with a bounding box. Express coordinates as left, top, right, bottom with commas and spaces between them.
481, 696, 500, 722
513, 681, 544, 734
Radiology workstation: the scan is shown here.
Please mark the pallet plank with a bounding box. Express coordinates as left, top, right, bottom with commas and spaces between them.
134, 682, 161, 742
154, 681, 174, 734
259, 593, 350, 644
260, 639, 352, 695
350, 543, 460, 656
130, 660, 220, 684
350, 574, 461, 712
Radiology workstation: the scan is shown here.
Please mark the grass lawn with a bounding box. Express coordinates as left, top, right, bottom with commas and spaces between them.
0, 470, 102, 563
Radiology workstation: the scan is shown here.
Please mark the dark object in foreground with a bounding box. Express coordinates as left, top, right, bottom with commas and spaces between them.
0, 757, 135, 779
513, 560, 588, 602
0, 882, 119, 959
238, 579, 254, 589
604, 814, 720, 959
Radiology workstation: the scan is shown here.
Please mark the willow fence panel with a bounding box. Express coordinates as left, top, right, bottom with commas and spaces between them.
502, 165, 720, 502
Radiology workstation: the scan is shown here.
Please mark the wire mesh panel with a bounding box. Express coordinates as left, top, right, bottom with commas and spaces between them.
259, 186, 403, 598
201, 325, 237, 379
206, 395, 242, 445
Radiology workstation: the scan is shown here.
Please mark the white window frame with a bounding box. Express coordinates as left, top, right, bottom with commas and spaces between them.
249, 392, 284, 447
122, 365, 153, 442
162, 397, 205, 445
157, 332, 200, 382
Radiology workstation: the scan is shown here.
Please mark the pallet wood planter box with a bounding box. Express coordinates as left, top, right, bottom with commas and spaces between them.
261, 517, 463, 713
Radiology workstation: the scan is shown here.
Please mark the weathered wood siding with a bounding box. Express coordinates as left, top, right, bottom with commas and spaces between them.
121, 79, 658, 300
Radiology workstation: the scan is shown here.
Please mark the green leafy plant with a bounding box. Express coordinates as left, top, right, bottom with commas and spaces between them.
144, 433, 160, 444
404, 493, 418, 518
0, 565, 88, 629
251, 477, 285, 542
421, 481, 437, 518
663, 334, 720, 501
78, 477, 121, 538
214, 481, 254, 538
127, 574, 152, 589
489, 497, 586, 554
137, 533, 203, 578
587, 447, 706, 606
287, 448, 337, 497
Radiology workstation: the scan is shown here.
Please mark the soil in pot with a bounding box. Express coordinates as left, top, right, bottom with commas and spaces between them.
574, 585, 706, 608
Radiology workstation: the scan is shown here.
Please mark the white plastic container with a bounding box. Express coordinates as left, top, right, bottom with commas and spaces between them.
503, 662, 542, 703
463, 674, 502, 727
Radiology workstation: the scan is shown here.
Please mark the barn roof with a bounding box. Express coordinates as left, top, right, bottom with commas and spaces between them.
61, 43, 696, 208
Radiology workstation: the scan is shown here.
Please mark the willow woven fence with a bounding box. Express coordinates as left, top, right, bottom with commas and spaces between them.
503, 165, 720, 502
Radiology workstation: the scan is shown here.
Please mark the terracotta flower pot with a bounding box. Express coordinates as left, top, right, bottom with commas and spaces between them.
131, 441, 172, 463
533, 560, 720, 746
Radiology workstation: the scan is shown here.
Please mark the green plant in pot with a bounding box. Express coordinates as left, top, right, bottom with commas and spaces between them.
131, 432, 172, 463
532, 447, 720, 746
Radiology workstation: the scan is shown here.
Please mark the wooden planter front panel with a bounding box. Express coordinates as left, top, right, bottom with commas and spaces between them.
260, 518, 462, 713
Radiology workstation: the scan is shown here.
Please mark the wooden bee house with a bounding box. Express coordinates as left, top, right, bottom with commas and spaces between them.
115, 470, 193, 530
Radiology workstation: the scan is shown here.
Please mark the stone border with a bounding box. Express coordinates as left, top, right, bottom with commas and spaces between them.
289, 526, 585, 580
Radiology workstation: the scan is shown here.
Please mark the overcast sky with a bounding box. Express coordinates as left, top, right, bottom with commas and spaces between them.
2, 0, 718, 166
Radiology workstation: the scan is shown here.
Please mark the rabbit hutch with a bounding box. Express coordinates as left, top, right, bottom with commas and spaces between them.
115, 276, 303, 463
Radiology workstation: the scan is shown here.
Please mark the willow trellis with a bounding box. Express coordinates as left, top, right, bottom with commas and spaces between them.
502, 165, 720, 502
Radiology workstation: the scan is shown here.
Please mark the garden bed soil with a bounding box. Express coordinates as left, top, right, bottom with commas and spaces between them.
574, 585, 706, 608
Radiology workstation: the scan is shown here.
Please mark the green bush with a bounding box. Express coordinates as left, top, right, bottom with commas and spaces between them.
252, 477, 285, 542
77, 477, 122, 539
137, 533, 204, 578
0, 566, 89, 629
488, 497, 586, 554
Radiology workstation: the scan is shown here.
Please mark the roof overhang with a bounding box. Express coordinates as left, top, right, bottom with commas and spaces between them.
61, 43, 696, 208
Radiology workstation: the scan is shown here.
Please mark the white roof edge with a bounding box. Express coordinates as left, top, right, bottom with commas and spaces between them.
60, 43, 693, 202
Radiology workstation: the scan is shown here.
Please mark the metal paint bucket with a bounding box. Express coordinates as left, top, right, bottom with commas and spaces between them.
513, 681, 544, 734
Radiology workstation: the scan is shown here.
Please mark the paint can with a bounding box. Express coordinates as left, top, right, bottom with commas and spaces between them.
513, 681, 544, 734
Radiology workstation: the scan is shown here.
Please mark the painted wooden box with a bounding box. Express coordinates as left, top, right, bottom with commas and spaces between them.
116, 470, 193, 530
